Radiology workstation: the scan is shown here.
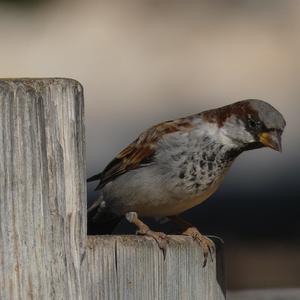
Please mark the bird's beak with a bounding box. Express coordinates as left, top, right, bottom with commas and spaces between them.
258, 131, 282, 152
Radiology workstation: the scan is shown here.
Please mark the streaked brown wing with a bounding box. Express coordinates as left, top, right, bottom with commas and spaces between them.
94, 118, 193, 189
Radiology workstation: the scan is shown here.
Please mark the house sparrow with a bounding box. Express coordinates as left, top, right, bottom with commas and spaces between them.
88, 99, 286, 266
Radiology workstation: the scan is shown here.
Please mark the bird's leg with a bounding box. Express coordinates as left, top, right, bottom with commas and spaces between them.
125, 212, 168, 252
169, 215, 214, 267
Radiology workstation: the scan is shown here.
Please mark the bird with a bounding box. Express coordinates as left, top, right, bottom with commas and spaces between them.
87, 99, 286, 266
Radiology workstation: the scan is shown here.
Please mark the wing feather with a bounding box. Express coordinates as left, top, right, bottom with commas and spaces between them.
90, 118, 193, 190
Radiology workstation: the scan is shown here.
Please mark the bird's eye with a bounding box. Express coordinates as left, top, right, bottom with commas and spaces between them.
247, 118, 262, 130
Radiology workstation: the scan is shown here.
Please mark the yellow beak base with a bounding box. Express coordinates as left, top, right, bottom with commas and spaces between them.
259, 132, 282, 152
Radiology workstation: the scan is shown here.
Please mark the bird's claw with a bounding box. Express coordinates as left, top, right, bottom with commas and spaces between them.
183, 227, 215, 267
200, 235, 215, 267
136, 229, 168, 258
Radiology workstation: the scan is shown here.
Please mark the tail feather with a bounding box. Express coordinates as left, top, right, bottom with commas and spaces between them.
87, 197, 102, 213
87, 194, 122, 234
87, 172, 102, 182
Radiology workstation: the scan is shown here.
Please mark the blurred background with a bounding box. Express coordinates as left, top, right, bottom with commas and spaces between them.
1, 0, 299, 297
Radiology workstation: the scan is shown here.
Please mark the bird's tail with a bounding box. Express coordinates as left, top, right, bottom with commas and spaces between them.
87, 172, 105, 190
87, 194, 122, 235
87, 172, 102, 182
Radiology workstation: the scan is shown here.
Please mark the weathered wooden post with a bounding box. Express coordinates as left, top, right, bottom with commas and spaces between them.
0, 79, 86, 299
0, 78, 225, 300
86, 235, 225, 300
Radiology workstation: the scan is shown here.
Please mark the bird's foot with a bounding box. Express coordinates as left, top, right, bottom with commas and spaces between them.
182, 227, 215, 267
137, 227, 168, 253
125, 212, 168, 256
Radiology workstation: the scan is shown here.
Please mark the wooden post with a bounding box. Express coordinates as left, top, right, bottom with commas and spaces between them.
0, 78, 225, 299
0, 79, 86, 299
86, 236, 225, 300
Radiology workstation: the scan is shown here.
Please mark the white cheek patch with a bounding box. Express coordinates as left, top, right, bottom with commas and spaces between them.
219, 116, 255, 146
193, 116, 255, 147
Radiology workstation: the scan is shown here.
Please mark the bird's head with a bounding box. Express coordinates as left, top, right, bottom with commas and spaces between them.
203, 99, 286, 152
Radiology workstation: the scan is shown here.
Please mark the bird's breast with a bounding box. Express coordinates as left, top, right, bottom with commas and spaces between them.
104, 131, 235, 217
129, 167, 229, 217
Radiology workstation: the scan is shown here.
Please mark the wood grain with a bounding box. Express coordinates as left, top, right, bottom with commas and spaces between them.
86, 235, 225, 300
0, 78, 86, 299
0, 78, 225, 300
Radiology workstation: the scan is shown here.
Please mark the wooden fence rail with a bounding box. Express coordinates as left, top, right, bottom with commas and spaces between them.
0, 78, 225, 300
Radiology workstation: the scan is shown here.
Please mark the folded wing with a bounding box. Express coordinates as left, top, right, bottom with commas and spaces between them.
87, 118, 193, 190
